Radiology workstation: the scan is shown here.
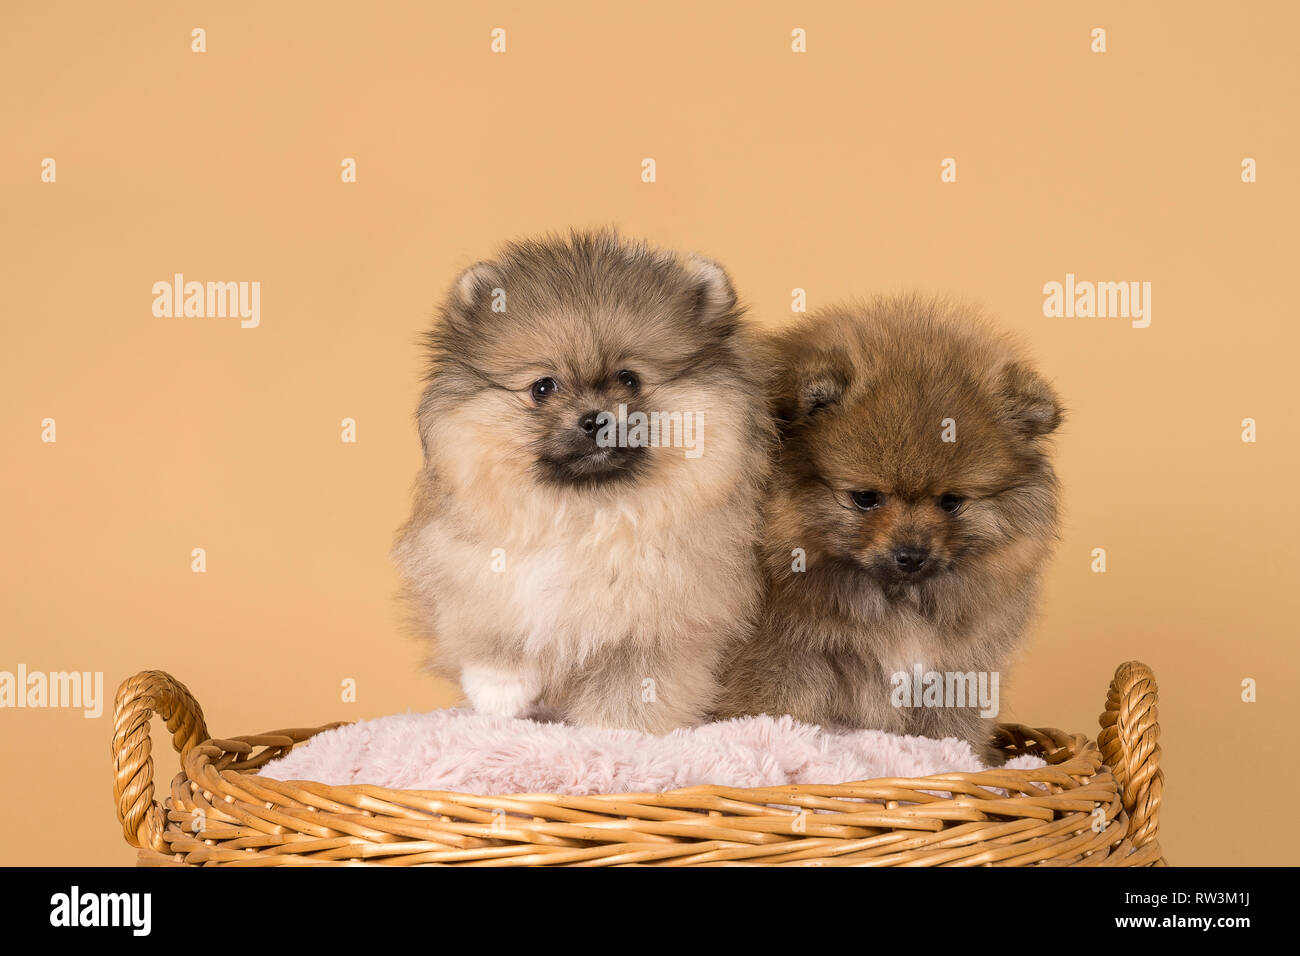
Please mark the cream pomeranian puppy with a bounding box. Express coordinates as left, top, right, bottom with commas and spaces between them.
394, 231, 771, 733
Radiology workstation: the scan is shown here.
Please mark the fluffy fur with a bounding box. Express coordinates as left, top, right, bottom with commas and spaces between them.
259, 707, 1047, 795
716, 297, 1063, 760
394, 230, 772, 734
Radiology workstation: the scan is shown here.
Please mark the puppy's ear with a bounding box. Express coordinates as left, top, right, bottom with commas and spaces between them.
451, 261, 502, 314
684, 254, 739, 328
774, 352, 851, 428
999, 361, 1064, 438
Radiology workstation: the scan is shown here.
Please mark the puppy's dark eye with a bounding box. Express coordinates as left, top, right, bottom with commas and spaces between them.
616, 370, 640, 391
938, 493, 965, 515
530, 377, 559, 403
850, 490, 884, 511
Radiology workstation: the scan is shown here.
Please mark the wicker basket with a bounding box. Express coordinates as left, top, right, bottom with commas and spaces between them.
110, 660, 1165, 866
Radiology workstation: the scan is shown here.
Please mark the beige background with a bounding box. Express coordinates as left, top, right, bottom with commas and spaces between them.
2, 0, 1296, 865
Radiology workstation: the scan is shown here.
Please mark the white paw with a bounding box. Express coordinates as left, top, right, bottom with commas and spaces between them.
460, 665, 539, 718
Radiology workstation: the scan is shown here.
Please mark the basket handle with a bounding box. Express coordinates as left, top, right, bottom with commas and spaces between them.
111, 670, 211, 852
1098, 660, 1163, 851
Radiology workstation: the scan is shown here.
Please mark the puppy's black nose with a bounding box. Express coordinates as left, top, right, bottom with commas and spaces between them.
893, 546, 930, 574
578, 410, 604, 436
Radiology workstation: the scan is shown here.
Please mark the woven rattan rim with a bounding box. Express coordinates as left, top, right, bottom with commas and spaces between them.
110, 660, 1164, 866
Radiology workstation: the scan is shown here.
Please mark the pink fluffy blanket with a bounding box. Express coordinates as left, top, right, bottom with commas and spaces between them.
259, 709, 1045, 795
